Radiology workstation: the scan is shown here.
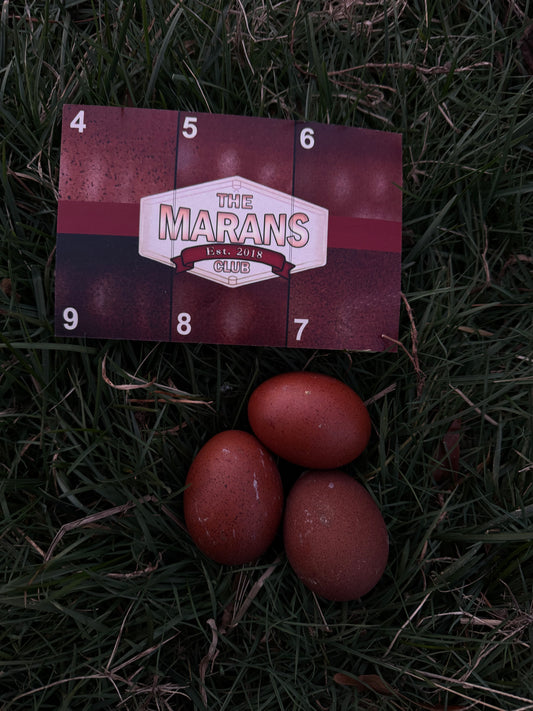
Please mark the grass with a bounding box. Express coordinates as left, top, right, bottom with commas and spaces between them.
1, 0, 532, 709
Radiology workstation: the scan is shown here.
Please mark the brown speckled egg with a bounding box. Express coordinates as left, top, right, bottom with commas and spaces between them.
184, 430, 283, 565
283, 470, 388, 601
247, 372, 371, 468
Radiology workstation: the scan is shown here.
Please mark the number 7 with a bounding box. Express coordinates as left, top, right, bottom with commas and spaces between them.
294, 318, 309, 341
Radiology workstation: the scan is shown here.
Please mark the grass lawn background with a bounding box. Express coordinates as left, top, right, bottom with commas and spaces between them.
1, 1, 532, 709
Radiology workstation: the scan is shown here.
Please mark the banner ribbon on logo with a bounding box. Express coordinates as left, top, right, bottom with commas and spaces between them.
171, 245, 295, 279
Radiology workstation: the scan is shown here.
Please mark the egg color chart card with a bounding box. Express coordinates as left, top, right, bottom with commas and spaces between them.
55, 105, 402, 351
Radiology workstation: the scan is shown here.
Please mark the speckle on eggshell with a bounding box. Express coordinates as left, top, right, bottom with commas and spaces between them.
247, 371, 372, 468
184, 430, 284, 565
283, 470, 388, 601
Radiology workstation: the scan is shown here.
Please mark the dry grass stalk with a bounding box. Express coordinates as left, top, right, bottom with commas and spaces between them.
44, 495, 158, 562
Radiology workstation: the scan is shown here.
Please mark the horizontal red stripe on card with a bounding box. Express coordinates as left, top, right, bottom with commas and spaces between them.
57, 201, 401, 253
57, 201, 140, 236
327, 215, 401, 253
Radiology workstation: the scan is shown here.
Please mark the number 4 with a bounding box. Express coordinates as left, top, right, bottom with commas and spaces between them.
294, 318, 309, 341
70, 110, 86, 134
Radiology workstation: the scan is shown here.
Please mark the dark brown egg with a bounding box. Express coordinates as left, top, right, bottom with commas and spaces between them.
283, 470, 388, 601
247, 371, 371, 468
184, 430, 283, 565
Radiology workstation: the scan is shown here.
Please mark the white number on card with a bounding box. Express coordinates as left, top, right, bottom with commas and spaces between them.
182, 116, 198, 139
63, 307, 79, 330
294, 318, 309, 341
69, 110, 86, 134
299, 127, 315, 149
177, 312, 192, 335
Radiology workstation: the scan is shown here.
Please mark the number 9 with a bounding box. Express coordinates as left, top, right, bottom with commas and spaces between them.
63, 307, 78, 330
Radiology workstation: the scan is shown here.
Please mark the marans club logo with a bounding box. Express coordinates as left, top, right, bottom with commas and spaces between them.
138, 176, 328, 288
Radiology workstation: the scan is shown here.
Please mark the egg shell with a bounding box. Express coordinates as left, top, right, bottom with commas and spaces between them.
184, 430, 284, 565
283, 470, 388, 601
247, 371, 371, 468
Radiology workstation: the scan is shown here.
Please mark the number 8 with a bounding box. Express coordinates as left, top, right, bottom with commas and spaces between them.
177, 312, 192, 335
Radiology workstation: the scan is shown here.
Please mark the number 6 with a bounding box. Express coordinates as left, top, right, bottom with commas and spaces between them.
299, 127, 315, 149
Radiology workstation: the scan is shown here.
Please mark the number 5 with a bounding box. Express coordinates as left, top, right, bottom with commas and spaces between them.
182, 116, 197, 139
294, 318, 309, 341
